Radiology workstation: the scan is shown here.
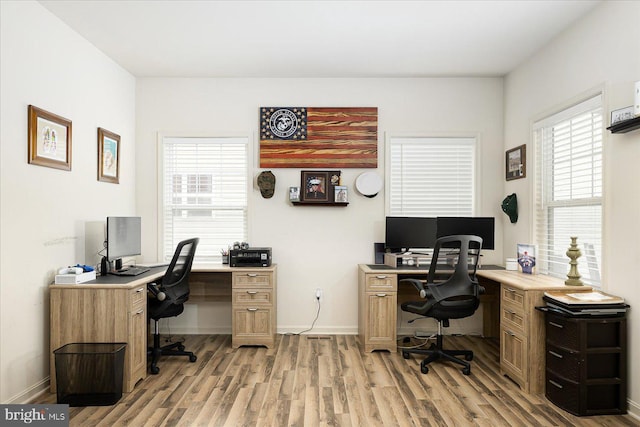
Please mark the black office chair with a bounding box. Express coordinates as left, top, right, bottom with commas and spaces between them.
147, 238, 199, 374
400, 235, 484, 376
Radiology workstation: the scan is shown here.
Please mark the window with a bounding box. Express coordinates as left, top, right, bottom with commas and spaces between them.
387, 136, 476, 216
534, 94, 602, 286
160, 136, 248, 263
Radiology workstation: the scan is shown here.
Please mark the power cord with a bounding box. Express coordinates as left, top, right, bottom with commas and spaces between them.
284, 293, 321, 336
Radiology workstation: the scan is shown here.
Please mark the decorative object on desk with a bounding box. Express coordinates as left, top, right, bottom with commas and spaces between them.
565, 236, 583, 286
334, 186, 348, 203
97, 127, 120, 183
289, 186, 300, 202
220, 247, 229, 264
355, 171, 383, 198
259, 107, 378, 168
28, 105, 72, 171
517, 243, 537, 274
505, 144, 526, 181
501, 193, 518, 223
505, 258, 518, 271
610, 106, 635, 125
257, 170, 276, 198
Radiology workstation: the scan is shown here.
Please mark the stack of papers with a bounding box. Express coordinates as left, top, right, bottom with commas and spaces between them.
543, 290, 627, 316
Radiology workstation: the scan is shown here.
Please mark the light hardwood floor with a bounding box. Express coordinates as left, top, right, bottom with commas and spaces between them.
34, 334, 639, 426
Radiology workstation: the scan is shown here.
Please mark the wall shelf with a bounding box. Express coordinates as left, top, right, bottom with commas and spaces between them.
292, 201, 349, 207
607, 116, 640, 134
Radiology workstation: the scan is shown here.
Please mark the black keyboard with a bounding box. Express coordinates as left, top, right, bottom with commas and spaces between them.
111, 267, 151, 276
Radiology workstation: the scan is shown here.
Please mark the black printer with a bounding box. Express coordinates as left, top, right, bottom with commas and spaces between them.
229, 247, 272, 267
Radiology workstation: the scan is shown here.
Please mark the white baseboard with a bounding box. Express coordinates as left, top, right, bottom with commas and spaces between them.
7, 377, 50, 404
627, 398, 640, 421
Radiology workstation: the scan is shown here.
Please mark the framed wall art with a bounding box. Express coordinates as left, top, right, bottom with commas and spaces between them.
98, 127, 120, 183
28, 105, 72, 171
505, 144, 526, 181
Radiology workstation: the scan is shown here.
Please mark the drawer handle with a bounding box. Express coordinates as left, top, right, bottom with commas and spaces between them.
375, 275, 387, 279
505, 287, 516, 293
376, 293, 387, 297
136, 287, 145, 293
506, 309, 516, 315
247, 273, 258, 277
247, 308, 258, 312
135, 309, 144, 315
549, 321, 564, 329
506, 330, 516, 337
549, 380, 563, 389
548, 350, 563, 359
247, 291, 258, 295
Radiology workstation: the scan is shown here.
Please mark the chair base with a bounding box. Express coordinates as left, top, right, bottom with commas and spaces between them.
147, 325, 197, 374
402, 333, 473, 375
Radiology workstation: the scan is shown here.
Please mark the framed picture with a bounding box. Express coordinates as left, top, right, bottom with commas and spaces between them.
301, 171, 330, 202
610, 106, 634, 125
289, 186, 300, 202
28, 105, 72, 171
517, 243, 537, 275
98, 127, 120, 183
335, 186, 348, 203
506, 144, 526, 181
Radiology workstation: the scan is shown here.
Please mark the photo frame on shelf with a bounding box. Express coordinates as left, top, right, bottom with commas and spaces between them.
289, 187, 300, 202
97, 127, 120, 184
301, 171, 330, 202
506, 144, 526, 181
610, 106, 634, 125
334, 186, 348, 203
28, 105, 72, 171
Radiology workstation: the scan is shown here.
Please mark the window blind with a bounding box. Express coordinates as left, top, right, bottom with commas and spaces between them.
534, 95, 602, 286
388, 137, 475, 217
161, 136, 248, 263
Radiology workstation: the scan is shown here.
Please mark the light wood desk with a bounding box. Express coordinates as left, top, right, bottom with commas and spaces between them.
49, 264, 277, 393
357, 264, 590, 394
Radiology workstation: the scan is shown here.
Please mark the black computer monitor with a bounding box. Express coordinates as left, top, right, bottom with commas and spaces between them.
106, 216, 142, 266
436, 216, 495, 250
385, 216, 438, 252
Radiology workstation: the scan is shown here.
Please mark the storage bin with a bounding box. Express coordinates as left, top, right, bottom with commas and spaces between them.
53, 342, 126, 406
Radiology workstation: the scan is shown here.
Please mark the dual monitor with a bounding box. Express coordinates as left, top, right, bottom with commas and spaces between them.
385, 216, 495, 251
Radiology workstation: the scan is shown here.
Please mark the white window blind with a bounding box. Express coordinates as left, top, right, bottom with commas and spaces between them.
534, 94, 602, 286
161, 136, 248, 263
388, 137, 475, 216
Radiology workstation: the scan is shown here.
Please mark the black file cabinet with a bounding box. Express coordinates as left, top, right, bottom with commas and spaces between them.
543, 311, 627, 416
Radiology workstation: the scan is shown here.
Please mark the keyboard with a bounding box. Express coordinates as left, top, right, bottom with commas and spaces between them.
111, 267, 151, 276
136, 262, 169, 268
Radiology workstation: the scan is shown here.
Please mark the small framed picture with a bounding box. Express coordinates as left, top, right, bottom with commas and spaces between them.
334, 186, 348, 203
28, 105, 72, 171
289, 186, 300, 202
610, 106, 634, 125
98, 127, 120, 183
505, 144, 526, 181
517, 243, 537, 275
301, 171, 330, 202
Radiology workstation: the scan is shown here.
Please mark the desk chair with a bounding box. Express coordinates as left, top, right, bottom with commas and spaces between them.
400, 235, 483, 375
147, 238, 199, 374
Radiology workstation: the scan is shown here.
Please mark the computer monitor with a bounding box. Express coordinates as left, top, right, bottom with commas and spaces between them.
385, 216, 438, 252
436, 216, 495, 250
106, 216, 142, 267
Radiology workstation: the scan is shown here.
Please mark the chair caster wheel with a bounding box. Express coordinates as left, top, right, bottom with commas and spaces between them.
465, 354, 473, 361
420, 363, 429, 374
402, 351, 410, 359
177, 344, 185, 352
150, 365, 159, 375
189, 355, 197, 363
462, 367, 471, 375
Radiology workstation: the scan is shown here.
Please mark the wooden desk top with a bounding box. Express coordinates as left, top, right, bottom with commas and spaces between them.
476, 269, 592, 292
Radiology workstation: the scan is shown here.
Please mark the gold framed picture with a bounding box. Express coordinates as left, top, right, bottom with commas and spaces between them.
28, 105, 72, 171
98, 127, 120, 184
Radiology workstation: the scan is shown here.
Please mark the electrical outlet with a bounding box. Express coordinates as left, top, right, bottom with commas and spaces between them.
315, 288, 323, 301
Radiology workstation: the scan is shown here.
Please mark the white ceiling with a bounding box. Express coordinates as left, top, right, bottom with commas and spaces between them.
39, 0, 601, 78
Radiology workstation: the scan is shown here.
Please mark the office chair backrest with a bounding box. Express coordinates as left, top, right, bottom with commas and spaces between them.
161, 238, 199, 305
426, 234, 483, 319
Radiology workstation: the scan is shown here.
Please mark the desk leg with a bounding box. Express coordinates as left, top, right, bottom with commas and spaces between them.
479, 278, 500, 339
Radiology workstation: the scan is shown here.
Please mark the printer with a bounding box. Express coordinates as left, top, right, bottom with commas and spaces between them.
229, 247, 272, 267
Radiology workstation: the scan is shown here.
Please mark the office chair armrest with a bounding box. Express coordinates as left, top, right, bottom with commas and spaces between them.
147, 282, 166, 301
399, 278, 431, 299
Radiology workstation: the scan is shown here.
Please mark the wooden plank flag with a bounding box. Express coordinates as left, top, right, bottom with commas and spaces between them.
259, 107, 378, 168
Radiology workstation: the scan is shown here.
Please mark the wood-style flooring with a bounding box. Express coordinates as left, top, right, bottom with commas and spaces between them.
33, 334, 639, 426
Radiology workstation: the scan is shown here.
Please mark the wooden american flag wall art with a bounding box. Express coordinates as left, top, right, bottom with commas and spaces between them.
259, 107, 378, 168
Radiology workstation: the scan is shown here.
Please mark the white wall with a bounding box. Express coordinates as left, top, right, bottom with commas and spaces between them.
136, 77, 505, 336
503, 0, 640, 416
0, 1, 136, 403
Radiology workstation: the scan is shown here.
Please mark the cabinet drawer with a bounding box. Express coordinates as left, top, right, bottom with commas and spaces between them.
233, 272, 273, 288
130, 285, 147, 307
501, 303, 525, 332
546, 343, 581, 381
365, 274, 396, 291
546, 371, 580, 415
502, 286, 525, 308
546, 314, 579, 349
233, 289, 272, 305
501, 326, 527, 382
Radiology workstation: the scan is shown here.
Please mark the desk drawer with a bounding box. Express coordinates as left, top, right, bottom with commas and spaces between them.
502, 286, 525, 309
365, 274, 396, 291
130, 285, 147, 307
233, 271, 273, 288
501, 302, 525, 332
233, 290, 272, 305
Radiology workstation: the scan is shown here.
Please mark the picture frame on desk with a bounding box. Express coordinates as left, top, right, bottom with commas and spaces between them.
98, 127, 120, 184
28, 105, 72, 171
517, 243, 537, 274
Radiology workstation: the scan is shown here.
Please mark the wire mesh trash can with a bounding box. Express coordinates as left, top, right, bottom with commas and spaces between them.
53, 342, 127, 406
